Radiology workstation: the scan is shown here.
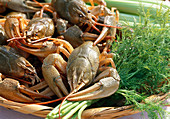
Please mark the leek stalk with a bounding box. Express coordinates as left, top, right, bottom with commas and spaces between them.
105, 0, 169, 18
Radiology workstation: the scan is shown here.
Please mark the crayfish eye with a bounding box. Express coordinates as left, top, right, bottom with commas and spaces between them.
35, 33, 38, 36
79, 14, 83, 17
87, 10, 90, 13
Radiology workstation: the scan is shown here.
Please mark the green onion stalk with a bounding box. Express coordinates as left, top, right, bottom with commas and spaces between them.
105, 0, 169, 18
46, 100, 99, 119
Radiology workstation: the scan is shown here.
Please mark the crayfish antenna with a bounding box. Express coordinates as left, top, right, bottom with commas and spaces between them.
58, 91, 74, 119
4, 75, 32, 84
58, 82, 85, 119
32, 0, 53, 13
95, 22, 121, 28
29, 37, 50, 43
7, 37, 26, 42
91, 24, 101, 33
35, 97, 65, 105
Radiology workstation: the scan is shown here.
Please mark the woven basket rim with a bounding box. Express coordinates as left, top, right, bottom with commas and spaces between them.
0, 92, 169, 118
81, 92, 169, 119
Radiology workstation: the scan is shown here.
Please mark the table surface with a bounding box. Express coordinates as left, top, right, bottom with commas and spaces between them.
0, 99, 169, 119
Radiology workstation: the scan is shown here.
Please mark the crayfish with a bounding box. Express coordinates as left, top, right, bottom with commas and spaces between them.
0, 0, 121, 110
42, 41, 120, 100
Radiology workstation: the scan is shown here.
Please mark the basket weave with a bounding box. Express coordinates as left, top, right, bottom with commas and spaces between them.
0, 92, 169, 118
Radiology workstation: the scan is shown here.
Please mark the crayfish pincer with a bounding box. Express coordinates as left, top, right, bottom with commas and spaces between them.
0, 0, 40, 13
0, 45, 40, 84
0, 73, 50, 103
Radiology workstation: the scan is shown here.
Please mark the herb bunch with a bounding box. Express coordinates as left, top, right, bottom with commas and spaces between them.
113, 4, 169, 95
101, 5, 170, 118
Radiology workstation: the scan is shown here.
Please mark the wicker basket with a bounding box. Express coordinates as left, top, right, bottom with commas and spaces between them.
0, 92, 169, 119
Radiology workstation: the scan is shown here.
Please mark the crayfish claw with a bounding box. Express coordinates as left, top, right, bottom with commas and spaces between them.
0, 78, 49, 103
68, 77, 119, 101
8, 0, 40, 13
18, 85, 51, 100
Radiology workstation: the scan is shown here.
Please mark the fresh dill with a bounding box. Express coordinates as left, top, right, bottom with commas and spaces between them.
108, 4, 169, 119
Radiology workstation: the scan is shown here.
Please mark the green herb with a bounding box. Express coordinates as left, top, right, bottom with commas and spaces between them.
113, 9, 169, 95
109, 4, 169, 119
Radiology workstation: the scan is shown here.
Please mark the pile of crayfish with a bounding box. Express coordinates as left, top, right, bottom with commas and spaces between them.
0, 0, 121, 107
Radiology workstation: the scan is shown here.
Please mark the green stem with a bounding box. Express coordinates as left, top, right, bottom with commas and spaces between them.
62, 101, 82, 114
78, 104, 89, 119
47, 100, 70, 118
52, 113, 64, 119
71, 112, 78, 119
62, 101, 88, 119
46, 101, 79, 119
47, 103, 61, 118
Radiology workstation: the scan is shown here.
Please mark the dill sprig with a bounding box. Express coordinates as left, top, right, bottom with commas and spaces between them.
113, 11, 169, 95
107, 4, 170, 119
